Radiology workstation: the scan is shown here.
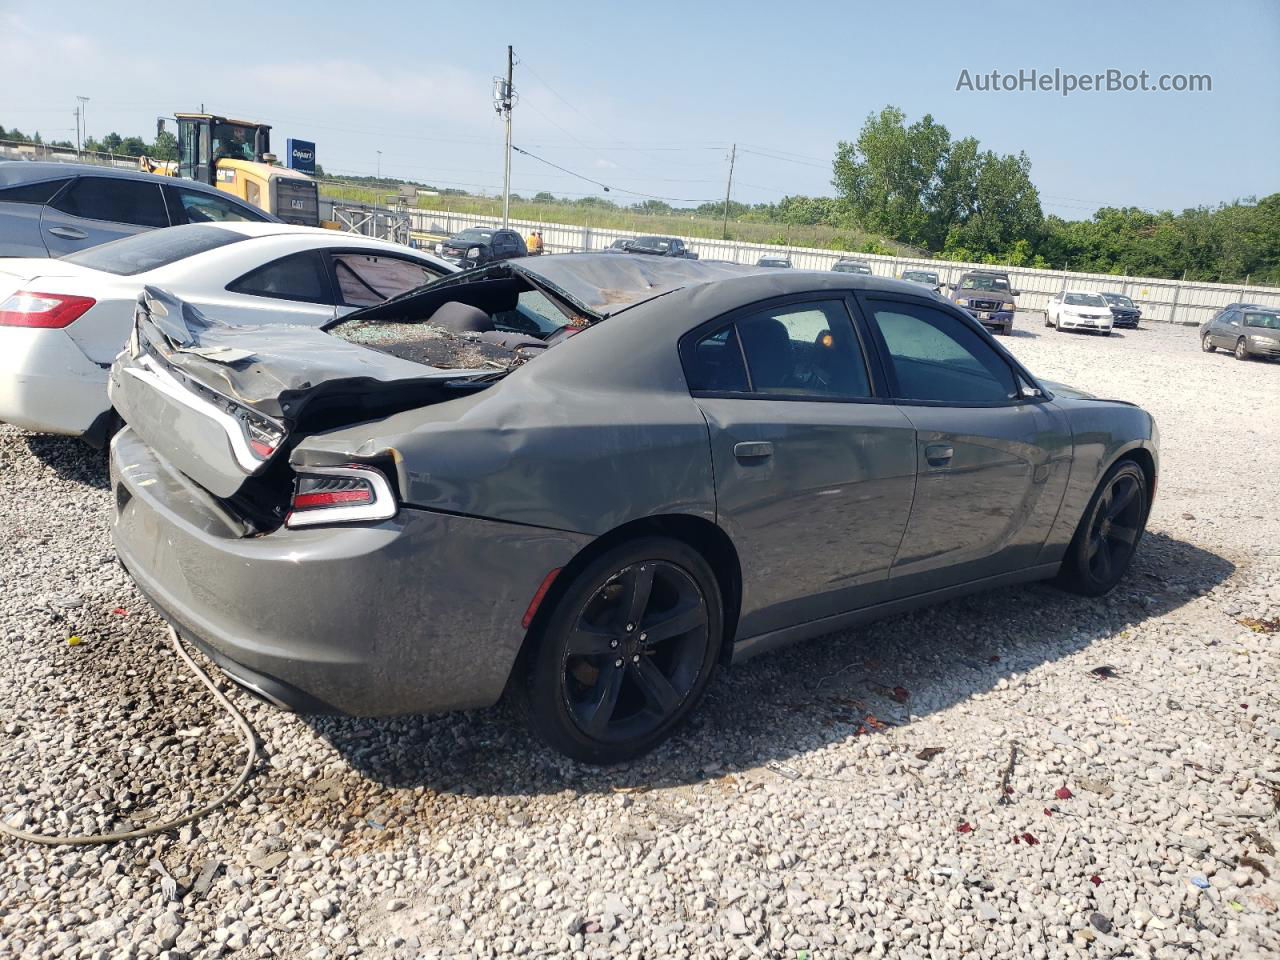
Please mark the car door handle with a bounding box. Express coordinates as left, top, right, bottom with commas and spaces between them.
48, 226, 89, 240
734, 441, 773, 461
925, 443, 954, 467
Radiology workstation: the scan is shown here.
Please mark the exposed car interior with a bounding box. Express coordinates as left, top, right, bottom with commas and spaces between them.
329, 273, 582, 367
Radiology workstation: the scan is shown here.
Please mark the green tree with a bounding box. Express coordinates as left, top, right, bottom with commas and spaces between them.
942, 151, 1042, 259
832, 106, 950, 248
149, 130, 178, 161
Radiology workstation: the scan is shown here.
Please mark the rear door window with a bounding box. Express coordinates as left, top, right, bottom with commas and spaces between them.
684, 299, 872, 400
50, 177, 169, 227
330, 253, 443, 307
227, 251, 334, 304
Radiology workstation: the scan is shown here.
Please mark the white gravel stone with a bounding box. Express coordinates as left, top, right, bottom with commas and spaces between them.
0, 322, 1278, 960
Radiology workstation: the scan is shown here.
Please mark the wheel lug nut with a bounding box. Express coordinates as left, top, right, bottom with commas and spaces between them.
632, 655, 640, 663
625, 623, 634, 632
614, 658, 624, 668
610, 639, 618, 649
639, 633, 647, 642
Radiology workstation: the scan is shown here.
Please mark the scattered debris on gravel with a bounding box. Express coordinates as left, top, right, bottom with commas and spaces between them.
1, 320, 1277, 959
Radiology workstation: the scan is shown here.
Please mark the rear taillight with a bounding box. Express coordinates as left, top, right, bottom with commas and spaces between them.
285, 464, 397, 528
0, 291, 96, 328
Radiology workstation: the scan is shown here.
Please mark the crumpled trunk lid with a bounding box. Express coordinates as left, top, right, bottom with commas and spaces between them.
109, 287, 494, 500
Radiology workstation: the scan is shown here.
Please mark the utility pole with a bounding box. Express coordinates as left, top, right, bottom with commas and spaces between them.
495, 45, 515, 228
721, 143, 737, 241
377, 150, 382, 179
76, 96, 89, 152
73, 107, 81, 155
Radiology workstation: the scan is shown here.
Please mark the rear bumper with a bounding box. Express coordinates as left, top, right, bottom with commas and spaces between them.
110, 428, 592, 716
0, 327, 109, 435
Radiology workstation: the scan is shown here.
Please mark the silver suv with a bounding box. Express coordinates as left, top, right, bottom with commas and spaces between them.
0, 161, 272, 257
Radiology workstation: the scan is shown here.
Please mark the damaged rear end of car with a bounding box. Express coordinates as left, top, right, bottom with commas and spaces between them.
108, 285, 592, 716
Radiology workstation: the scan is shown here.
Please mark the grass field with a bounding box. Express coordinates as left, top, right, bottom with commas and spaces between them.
317, 181, 920, 256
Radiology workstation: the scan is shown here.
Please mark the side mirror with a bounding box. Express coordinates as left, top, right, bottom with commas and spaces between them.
1011, 289, 1022, 297
947, 282, 957, 290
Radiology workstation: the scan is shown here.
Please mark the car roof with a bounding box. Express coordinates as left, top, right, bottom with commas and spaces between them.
0, 160, 229, 195
179, 221, 449, 253
511, 253, 939, 318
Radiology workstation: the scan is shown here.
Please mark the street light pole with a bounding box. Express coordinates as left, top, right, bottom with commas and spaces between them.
499, 45, 514, 228
76, 96, 89, 153
377, 150, 382, 179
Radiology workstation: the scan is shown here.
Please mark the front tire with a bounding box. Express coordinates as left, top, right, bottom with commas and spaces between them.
1235, 338, 1250, 361
1058, 460, 1149, 597
1201, 333, 1215, 353
519, 537, 723, 764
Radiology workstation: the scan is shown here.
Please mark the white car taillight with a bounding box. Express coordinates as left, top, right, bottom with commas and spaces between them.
0, 291, 96, 328
285, 464, 397, 528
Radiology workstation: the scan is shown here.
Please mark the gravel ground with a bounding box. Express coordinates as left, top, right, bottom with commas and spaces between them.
1, 319, 1277, 960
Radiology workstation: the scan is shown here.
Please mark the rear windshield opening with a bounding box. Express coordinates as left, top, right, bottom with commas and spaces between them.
64, 224, 245, 276
329, 273, 586, 370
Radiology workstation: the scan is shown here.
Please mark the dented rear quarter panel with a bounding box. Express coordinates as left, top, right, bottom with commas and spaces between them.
294, 289, 724, 536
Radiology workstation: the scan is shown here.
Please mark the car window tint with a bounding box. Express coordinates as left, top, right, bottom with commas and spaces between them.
736, 301, 871, 399
871, 302, 1017, 403
228, 251, 331, 303
51, 177, 168, 227
174, 187, 266, 223
332, 253, 440, 307
0, 178, 70, 204
685, 324, 749, 393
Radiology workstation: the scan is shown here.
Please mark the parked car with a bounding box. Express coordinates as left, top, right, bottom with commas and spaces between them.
757, 256, 792, 268
603, 238, 633, 253
900, 269, 941, 293
0, 223, 454, 444
1045, 291, 1115, 335
0, 161, 274, 257
1200, 304, 1280, 360
1100, 292, 1141, 328
950, 271, 1017, 335
109, 256, 1158, 764
831, 258, 873, 275
437, 227, 527, 267
626, 235, 698, 259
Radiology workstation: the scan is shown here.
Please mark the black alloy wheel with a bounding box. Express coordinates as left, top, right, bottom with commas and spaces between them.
1060, 460, 1149, 596
519, 537, 722, 763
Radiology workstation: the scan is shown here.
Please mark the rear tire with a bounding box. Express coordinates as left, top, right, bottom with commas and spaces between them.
1235, 338, 1250, 361
1201, 333, 1215, 353
1058, 460, 1149, 597
518, 537, 723, 764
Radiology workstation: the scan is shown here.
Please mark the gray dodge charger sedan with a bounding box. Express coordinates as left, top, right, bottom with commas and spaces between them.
109, 256, 1158, 763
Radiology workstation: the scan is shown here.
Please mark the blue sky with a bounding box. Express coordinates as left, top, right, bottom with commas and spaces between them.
3, 0, 1276, 218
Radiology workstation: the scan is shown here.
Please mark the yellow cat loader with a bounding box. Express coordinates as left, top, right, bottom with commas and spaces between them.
139, 114, 320, 226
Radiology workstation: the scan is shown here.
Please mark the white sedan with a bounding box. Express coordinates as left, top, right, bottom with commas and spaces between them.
0, 223, 455, 443
1045, 291, 1115, 335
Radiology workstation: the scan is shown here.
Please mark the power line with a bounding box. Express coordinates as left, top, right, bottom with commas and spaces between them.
511, 145, 720, 204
